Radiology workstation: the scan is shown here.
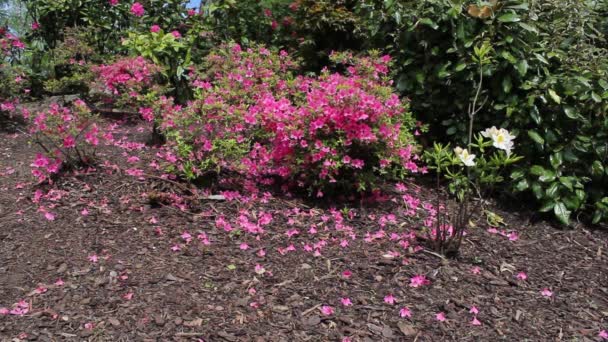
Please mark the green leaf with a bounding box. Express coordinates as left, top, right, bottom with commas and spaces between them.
550, 153, 562, 169
527, 130, 544, 145
515, 59, 528, 76
502, 76, 512, 93
591, 91, 602, 103
558, 177, 573, 191
419, 18, 438, 30
539, 200, 555, 212
563, 106, 578, 119
592, 160, 604, 177
562, 196, 581, 210
545, 182, 560, 198
576, 189, 586, 202
553, 202, 571, 225
530, 105, 541, 125
511, 170, 525, 180
539, 169, 556, 183
592, 210, 603, 224
531, 182, 544, 199
498, 13, 521, 23
515, 179, 529, 191
518, 22, 538, 33
455, 62, 467, 72
535, 53, 549, 65
500, 51, 517, 64
548, 89, 561, 104
530, 165, 545, 176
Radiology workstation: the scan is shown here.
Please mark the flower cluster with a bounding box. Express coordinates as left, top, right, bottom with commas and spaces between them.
0, 27, 25, 52
162, 45, 419, 194
27, 100, 103, 183
92, 56, 162, 112
453, 127, 515, 167
130, 2, 145, 17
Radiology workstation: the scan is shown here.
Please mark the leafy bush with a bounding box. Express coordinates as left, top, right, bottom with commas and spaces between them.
352, 0, 608, 224
213, 0, 608, 223
40, 28, 98, 95
27, 100, 102, 183
161, 44, 419, 195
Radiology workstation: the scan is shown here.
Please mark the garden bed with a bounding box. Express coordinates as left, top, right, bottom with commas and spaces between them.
1, 118, 607, 341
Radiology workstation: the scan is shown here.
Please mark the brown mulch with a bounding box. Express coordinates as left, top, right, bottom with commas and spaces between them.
1, 115, 607, 342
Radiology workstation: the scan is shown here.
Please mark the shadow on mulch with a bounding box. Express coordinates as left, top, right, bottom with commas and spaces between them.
0, 114, 26, 134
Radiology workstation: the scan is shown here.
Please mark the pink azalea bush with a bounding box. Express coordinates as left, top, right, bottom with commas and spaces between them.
161, 44, 419, 194
28, 100, 103, 183
92, 56, 161, 99
1, 27, 26, 118
92, 56, 164, 125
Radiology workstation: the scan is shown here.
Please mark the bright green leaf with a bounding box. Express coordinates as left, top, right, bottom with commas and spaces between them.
553, 202, 571, 225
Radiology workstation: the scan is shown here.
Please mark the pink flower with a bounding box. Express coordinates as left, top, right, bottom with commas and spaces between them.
540, 288, 553, 297
0, 308, 8, 315
123, 292, 134, 300
470, 266, 481, 275
171, 244, 181, 252
340, 297, 352, 306
31, 22, 40, 30
63, 135, 76, 148
150, 25, 161, 33
84, 322, 95, 330
435, 312, 446, 322
139, 107, 154, 121
384, 294, 396, 305
35, 286, 48, 294
409, 274, 430, 288
320, 305, 334, 316
469, 306, 479, 315
130, 2, 144, 16
516, 272, 528, 281
109, 0, 119, 5
88, 254, 99, 263
599, 330, 608, 340
239, 243, 249, 250
54, 279, 64, 286
342, 270, 352, 279
44, 211, 55, 221
181, 231, 192, 243
254, 264, 265, 275
187, 9, 196, 16
171, 30, 181, 38
399, 307, 412, 318
471, 316, 482, 326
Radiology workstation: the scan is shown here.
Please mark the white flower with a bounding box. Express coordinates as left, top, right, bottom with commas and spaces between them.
481, 126, 515, 155
454, 147, 476, 166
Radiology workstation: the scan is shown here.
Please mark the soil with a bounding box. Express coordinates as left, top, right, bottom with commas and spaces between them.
1, 111, 607, 342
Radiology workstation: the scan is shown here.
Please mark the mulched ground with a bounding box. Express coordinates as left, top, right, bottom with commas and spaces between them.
1, 109, 607, 342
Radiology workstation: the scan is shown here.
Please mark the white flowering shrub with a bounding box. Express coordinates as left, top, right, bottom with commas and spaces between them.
424, 127, 522, 255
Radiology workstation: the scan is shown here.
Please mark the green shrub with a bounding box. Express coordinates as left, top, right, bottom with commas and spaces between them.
356, 0, 608, 224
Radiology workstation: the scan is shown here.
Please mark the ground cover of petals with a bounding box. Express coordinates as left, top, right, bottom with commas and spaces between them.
1, 114, 607, 341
